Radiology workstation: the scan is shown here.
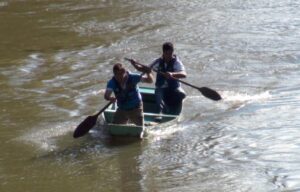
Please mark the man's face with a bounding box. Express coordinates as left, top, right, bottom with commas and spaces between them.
114, 69, 126, 82
163, 50, 173, 62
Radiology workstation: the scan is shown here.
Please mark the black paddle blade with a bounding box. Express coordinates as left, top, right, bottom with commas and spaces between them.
73, 115, 98, 138
198, 87, 222, 101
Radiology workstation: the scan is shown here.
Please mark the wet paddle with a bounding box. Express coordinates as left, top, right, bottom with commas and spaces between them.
73, 101, 113, 138
124, 57, 222, 101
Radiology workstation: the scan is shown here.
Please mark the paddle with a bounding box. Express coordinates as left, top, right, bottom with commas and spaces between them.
73, 101, 113, 138
124, 58, 222, 101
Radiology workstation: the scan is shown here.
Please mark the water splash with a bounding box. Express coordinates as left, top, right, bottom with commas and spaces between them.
17, 121, 77, 152
222, 90, 271, 103
147, 119, 185, 141
212, 90, 272, 111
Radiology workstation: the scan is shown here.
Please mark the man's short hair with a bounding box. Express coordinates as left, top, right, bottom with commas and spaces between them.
162, 42, 174, 52
113, 63, 125, 74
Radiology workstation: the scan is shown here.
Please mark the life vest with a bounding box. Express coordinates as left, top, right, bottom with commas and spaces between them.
155, 57, 180, 89
112, 73, 141, 110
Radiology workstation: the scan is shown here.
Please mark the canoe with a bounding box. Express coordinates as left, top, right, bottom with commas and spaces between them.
102, 86, 182, 138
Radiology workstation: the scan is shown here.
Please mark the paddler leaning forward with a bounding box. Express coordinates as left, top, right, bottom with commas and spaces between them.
104, 63, 153, 126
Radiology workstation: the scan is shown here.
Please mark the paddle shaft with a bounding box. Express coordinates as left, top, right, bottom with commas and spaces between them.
125, 57, 200, 90
124, 57, 222, 101
95, 101, 113, 117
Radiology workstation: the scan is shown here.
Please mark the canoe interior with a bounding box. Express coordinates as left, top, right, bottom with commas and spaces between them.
103, 87, 180, 137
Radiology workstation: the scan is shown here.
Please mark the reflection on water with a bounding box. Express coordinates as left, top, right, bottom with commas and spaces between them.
1, 0, 300, 191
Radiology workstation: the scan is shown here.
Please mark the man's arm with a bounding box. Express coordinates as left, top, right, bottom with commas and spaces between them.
166, 58, 186, 79
141, 72, 154, 83
165, 71, 186, 79
104, 89, 116, 102
128, 59, 152, 74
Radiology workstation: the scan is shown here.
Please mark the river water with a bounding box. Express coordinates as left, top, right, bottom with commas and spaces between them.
1, 0, 300, 191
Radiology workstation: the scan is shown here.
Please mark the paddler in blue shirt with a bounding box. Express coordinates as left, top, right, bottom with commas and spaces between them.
104, 63, 153, 126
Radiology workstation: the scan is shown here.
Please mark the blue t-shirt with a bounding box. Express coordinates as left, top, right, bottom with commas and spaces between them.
106, 72, 142, 110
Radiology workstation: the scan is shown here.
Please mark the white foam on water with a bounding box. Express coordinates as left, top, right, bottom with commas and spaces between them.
222, 91, 272, 110
221, 90, 271, 103
0, 2, 8, 7
18, 53, 45, 74
186, 90, 271, 103
17, 122, 77, 152
147, 121, 185, 141
186, 90, 271, 111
